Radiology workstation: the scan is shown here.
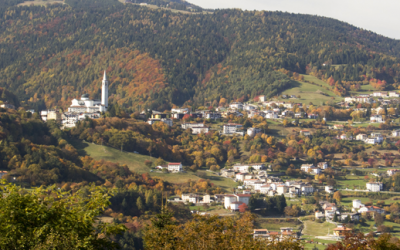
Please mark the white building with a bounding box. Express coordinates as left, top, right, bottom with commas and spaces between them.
68, 71, 108, 113
352, 199, 363, 209
356, 134, 368, 140
229, 102, 243, 110
233, 163, 265, 173
171, 107, 189, 114
387, 169, 400, 176
366, 182, 383, 192
300, 164, 314, 173
389, 91, 400, 97
247, 127, 262, 137
224, 194, 251, 209
392, 130, 400, 137
325, 186, 334, 194
223, 123, 243, 135
147, 118, 173, 127
192, 127, 209, 134
181, 123, 204, 130
167, 162, 183, 172
317, 162, 328, 170
370, 115, 384, 123
365, 138, 377, 144
301, 186, 314, 195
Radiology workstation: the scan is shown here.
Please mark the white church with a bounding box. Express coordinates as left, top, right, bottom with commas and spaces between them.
68, 71, 109, 113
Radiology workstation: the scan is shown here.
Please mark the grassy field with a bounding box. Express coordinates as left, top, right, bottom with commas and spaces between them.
336, 175, 368, 189
70, 139, 237, 191
70, 139, 156, 174
302, 220, 337, 236
18, 0, 65, 6
278, 75, 342, 105
254, 217, 302, 231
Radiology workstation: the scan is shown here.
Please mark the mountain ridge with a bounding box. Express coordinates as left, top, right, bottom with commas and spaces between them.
0, 0, 399, 110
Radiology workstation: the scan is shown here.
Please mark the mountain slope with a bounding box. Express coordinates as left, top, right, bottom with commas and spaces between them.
0, 1, 399, 110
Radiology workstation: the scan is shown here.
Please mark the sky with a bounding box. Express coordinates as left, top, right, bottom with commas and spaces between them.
188, 0, 400, 40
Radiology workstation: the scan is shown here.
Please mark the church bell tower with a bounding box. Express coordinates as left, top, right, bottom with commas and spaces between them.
101, 70, 109, 108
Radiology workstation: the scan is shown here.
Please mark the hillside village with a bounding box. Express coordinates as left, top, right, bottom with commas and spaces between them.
8, 82, 399, 247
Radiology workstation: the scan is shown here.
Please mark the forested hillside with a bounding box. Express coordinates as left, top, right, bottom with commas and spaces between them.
0, 0, 400, 110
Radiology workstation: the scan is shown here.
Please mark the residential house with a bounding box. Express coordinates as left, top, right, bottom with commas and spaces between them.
372, 92, 388, 97
315, 211, 325, 219
0, 103, 15, 109
181, 123, 204, 130
181, 194, 202, 203
366, 182, 383, 192
258, 95, 266, 102
301, 185, 314, 195
233, 163, 265, 173
333, 225, 352, 237
229, 102, 243, 110
47, 110, 62, 123
325, 206, 338, 219
224, 194, 251, 210
325, 186, 335, 194
387, 169, 400, 176
359, 205, 385, 215
266, 113, 279, 119
310, 167, 321, 175
294, 112, 303, 118
356, 134, 368, 140
365, 138, 377, 144
253, 229, 270, 239
317, 162, 329, 170
308, 113, 319, 119
333, 124, 344, 130
339, 134, 352, 140
353, 199, 363, 209
392, 130, 400, 137
223, 123, 243, 135
221, 169, 235, 178
192, 126, 209, 135
168, 163, 183, 172
300, 164, 314, 173
247, 127, 262, 137
340, 213, 360, 222
370, 115, 384, 123
276, 185, 289, 195
235, 173, 246, 182
300, 130, 312, 136
204, 112, 221, 120
243, 104, 257, 111
389, 91, 400, 97
171, 107, 189, 114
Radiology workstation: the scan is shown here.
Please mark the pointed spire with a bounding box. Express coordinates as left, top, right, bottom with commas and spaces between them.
103, 70, 107, 81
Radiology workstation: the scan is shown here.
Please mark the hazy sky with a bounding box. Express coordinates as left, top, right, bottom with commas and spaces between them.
188, 0, 400, 40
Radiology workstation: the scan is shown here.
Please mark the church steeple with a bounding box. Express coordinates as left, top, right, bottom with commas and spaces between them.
101, 70, 109, 108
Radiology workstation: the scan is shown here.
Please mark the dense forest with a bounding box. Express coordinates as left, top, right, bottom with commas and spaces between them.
0, 0, 399, 110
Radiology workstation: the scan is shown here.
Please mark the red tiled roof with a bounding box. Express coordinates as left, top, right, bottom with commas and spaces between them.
236, 194, 251, 197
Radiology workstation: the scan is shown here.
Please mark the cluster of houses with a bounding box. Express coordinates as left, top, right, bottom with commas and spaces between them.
335, 129, 400, 145
221, 163, 318, 198
300, 162, 329, 175
176, 192, 251, 212
40, 110, 102, 128
344, 91, 400, 105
